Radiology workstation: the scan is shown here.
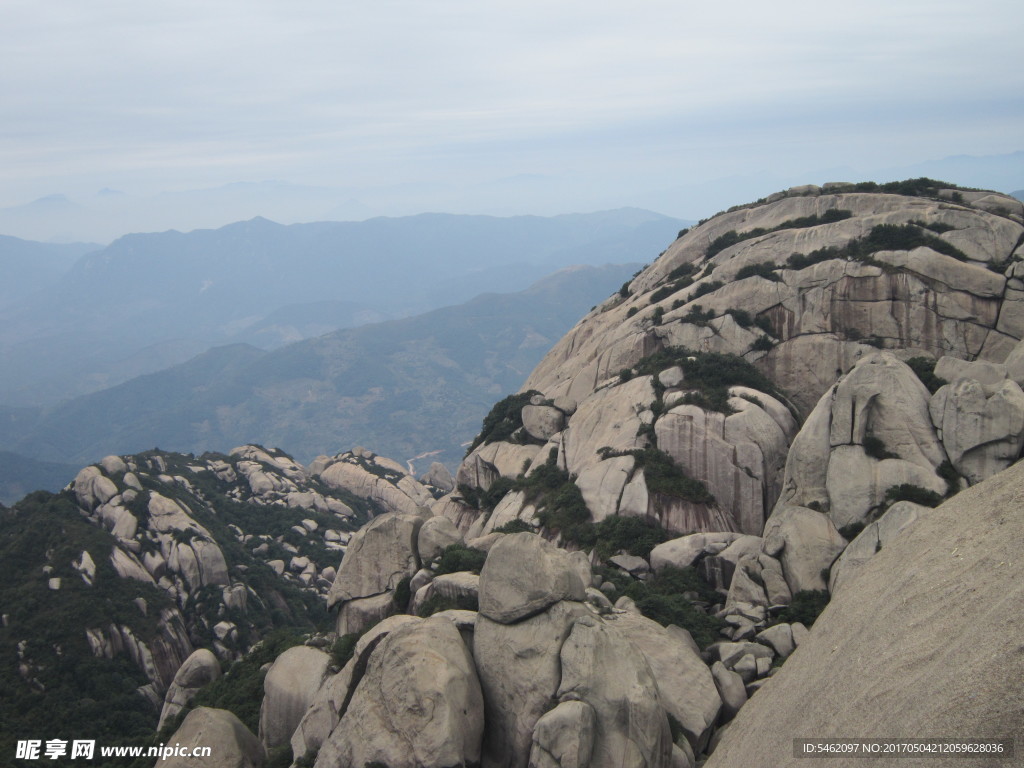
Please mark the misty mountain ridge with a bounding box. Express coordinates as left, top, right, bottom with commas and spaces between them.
0, 262, 641, 476
0, 208, 686, 407
2, 149, 1022, 245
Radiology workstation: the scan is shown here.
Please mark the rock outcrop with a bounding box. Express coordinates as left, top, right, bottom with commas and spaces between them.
705, 457, 1024, 768
161, 707, 266, 768
444, 183, 1024, 544
314, 617, 485, 768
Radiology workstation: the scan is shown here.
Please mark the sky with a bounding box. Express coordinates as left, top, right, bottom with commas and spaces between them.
2, 0, 1023, 241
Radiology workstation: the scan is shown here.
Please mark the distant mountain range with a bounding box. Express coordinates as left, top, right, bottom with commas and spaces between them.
0, 263, 640, 483
0, 208, 686, 407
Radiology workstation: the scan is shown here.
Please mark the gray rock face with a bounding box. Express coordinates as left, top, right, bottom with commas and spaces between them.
710, 661, 747, 721
656, 390, 793, 535
528, 700, 597, 768
774, 353, 948, 530
608, 611, 721, 751
327, 512, 422, 609
930, 376, 1024, 485
417, 515, 464, 563
478, 533, 586, 624
474, 601, 590, 768
557, 617, 673, 768
258, 646, 330, 749
421, 461, 455, 492
755, 623, 795, 658
410, 571, 480, 616
316, 617, 484, 768
762, 505, 845, 594
291, 616, 422, 761
828, 501, 924, 594
317, 451, 434, 516
522, 404, 566, 441
650, 533, 744, 571
160, 707, 266, 768
158, 649, 221, 731
705, 456, 1024, 768
335, 591, 399, 636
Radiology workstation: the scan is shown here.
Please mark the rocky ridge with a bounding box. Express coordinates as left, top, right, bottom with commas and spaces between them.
444, 180, 1024, 545
0, 441, 453, 758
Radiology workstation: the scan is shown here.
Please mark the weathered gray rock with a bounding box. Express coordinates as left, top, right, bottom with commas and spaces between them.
609, 553, 650, 575
258, 646, 331, 749
609, 611, 722, 751
557, 616, 673, 768
725, 556, 768, 608
417, 515, 464, 563
318, 455, 433, 516
73, 466, 118, 511
829, 501, 924, 594
291, 617, 421, 761
317, 617, 484, 768
522, 404, 566, 441
160, 707, 265, 768
650, 533, 744, 571
762, 505, 845, 594
705, 456, 1024, 768
410, 571, 480, 615
655, 390, 791, 535
478, 533, 586, 624
817, 353, 947, 527
158, 649, 220, 731
757, 553, 791, 606
755, 623, 795, 658
327, 513, 422, 609
334, 591, 398, 636
713, 641, 776, 668
421, 461, 455, 492
528, 700, 597, 768
710, 660, 748, 721
934, 356, 1009, 394
475, 601, 589, 768
930, 377, 1024, 485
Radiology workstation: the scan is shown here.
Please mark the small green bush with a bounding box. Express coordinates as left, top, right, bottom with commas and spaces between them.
838, 522, 866, 541
466, 390, 541, 453
392, 575, 412, 609
267, 746, 294, 768
683, 305, 715, 326
667, 262, 697, 281
331, 633, 359, 669
753, 315, 774, 334
434, 544, 488, 575
906, 357, 947, 394
493, 519, 534, 534
937, 460, 960, 497
751, 335, 775, 352
779, 590, 830, 626
417, 592, 479, 617
884, 484, 942, 508
735, 262, 781, 282
600, 446, 714, 505
590, 515, 669, 560
690, 280, 725, 301
626, 306, 639, 318
862, 435, 899, 461
726, 308, 752, 327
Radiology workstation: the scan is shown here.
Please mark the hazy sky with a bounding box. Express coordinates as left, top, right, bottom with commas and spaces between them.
2, 0, 1023, 237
